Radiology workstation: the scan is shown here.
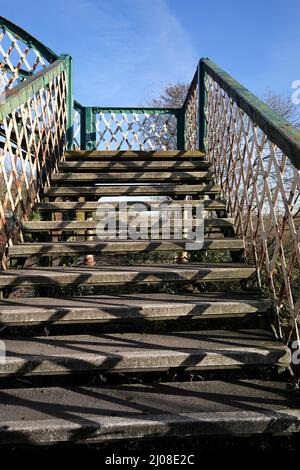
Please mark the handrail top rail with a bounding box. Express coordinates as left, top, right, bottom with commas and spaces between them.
201, 57, 300, 169
182, 68, 198, 111
0, 54, 70, 120
0, 16, 83, 112
0, 16, 58, 63
91, 107, 180, 115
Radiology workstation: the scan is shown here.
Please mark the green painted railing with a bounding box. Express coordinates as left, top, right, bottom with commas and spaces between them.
0, 54, 72, 264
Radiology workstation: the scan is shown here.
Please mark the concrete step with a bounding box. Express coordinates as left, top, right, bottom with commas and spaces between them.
59, 160, 210, 171
35, 199, 227, 213
51, 171, 214, 184
0, 330, 290, 376
43, 183, 221, 198
0, 263, 255, 288
65, 150, 206, 160
0, 293, 270, 326
22, 218, 234, 233
0, 379, 299, 445
9, 238, 243, 257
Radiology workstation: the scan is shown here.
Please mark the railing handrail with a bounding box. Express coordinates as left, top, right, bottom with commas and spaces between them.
91, 107, 180, 115
0, 54, 70, 120
201, 58, 300, 169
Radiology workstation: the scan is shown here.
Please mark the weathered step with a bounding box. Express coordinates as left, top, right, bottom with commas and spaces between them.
22, 218, 234, 233
51, 171, 214, 184
65, 150, 206, 160
0, 263, 256, 287
59, 160, 210, 171
0, 330, 290, 376
0, 380, 299, 445
9, 238, 243, 257
35, 199, 227, 213
0, 293, 270, 326
44, 183, 221, 197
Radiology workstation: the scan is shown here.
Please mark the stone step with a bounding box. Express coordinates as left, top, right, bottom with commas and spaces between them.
35, 199, 227, 213
0, 263, 256, 287
0, 293, 270, 326
0, 379, 299, 445
22, 218, 234, 233
0, 330, 290, 376
65, 150, 206, 160
59, 160, 210, 171
43, 183, 221, 197
9, 238, 243, 257
51, 171, 214, 184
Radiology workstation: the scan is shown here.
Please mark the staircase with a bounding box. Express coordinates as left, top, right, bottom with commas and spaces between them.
0, 148, 299, 446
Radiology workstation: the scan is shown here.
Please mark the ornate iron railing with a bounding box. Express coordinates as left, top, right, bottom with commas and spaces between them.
75, 106, 181, 151
0, 54, 72, 267
73, 101, 83, 149
1, 15, 299, 345
184, 58, 300, 344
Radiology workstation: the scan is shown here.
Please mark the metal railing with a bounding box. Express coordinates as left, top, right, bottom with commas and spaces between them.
184, 58, 300, 344
0, 54, 72, 267
74, 106, 181, 151
0, 16, 57, 90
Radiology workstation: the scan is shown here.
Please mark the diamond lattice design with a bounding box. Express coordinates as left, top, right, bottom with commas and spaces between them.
0, 26, 49, 91
184, 80, 198, 150
73, 107, 81, 149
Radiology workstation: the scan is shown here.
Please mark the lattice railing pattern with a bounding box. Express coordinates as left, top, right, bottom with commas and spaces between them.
0, 25, 49, 92
184, 79, 198, 150
95, 110, 177, 150
205, 72, 300, 341
0, 67, 67, 265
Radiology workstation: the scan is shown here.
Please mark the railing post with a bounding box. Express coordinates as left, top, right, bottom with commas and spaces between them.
66, 55, 74, 150
198, 58, 207, 152
81, 107, 96, 150
176, 109, 185, 150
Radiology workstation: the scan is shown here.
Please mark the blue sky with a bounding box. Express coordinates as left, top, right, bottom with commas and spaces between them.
2, 0, 299, 106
